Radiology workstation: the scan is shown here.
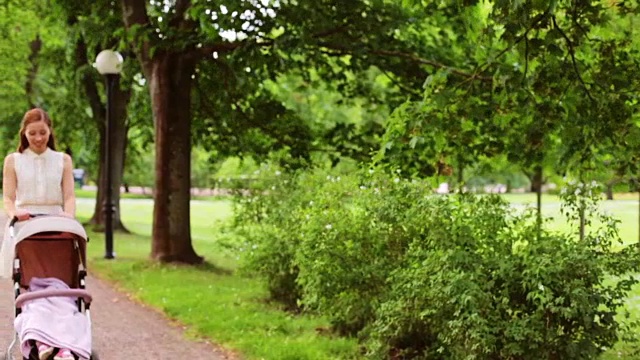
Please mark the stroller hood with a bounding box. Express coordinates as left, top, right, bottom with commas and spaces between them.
12, 216, 88, 244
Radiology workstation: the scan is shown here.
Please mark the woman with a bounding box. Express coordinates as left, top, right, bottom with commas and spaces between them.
1, 107, 76, 276
3, 107, 76, 221
1, 108, 80, 360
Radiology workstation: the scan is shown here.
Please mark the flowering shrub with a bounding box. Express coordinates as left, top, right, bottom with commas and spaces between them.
231, 167, 354, 309
232, 169, 640, 358
295, 172, 423, 334
365, 194, 639, 359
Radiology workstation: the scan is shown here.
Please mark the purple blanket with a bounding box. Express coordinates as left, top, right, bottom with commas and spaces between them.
14, 277, 91, 359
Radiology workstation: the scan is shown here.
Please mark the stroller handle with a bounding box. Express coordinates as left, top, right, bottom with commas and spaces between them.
15, 288, 93, 308
9, 213, 53, 238
8, 213, 47, 229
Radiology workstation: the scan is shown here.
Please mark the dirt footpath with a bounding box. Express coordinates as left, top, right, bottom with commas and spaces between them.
0, 214, 237, 360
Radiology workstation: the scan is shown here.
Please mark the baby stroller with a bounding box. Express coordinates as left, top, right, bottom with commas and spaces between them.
4, 214, 97, 360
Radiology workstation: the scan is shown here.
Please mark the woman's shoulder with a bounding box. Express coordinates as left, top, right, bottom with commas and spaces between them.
48, 149, 68, 159
54, 151, 72, 167
4, 152, 19, 161
3, 152, 19, 168
62, 152, 72, 164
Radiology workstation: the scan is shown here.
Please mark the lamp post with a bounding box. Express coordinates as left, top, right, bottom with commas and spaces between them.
94, 50, 123, 259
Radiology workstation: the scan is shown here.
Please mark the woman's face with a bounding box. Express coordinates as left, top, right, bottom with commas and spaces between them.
25, 121, 51, 154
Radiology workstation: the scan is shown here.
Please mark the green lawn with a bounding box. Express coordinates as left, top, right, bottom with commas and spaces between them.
499, 193, 640, 243
76, 193, 640, 359
76, 197, 360, 360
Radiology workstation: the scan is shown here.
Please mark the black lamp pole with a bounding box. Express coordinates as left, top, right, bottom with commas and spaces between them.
104, 73, 117, 259
95, 49, 122, 260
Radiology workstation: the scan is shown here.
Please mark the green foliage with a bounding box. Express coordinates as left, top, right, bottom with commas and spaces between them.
185, 0, 435, 170
214, 157, 259, 179
231, 165, 307, 309
559, 180, 604, 228
466, 155, 531, 192
366, 195, 639, 359
374, 1, 640, 187
0, 1, 48, 155
122, 149, 154, 189
263, 68, 395, 167
234, 167, 640, 359
294, 172, 424, 335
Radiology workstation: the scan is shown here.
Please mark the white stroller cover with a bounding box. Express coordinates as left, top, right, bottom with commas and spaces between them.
15, 277, 92, 359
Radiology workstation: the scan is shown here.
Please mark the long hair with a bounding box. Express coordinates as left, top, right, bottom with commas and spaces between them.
18, 108, 56, 153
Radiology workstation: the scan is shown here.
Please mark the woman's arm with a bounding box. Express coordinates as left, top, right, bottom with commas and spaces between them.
61, 154, 76, 218
2, 154, 18, 219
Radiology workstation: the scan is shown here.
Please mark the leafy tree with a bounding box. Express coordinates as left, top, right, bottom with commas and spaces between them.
52, 0, 136, 232
0, 1, 49, 154
118, 0, 458, 263
376, 1, 640, 219
262, 67, 395, 167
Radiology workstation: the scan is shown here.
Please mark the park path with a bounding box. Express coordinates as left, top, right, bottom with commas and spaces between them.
0, 214, 238, 360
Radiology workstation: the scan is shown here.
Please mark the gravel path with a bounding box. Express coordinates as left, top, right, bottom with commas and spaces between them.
0, 214, 238, 360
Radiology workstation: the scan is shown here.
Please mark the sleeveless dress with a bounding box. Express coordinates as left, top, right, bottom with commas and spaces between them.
0, 148, 65, 277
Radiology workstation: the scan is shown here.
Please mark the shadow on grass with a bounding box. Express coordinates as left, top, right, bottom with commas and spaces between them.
194, 260, 233, 275
158, 259, 234, 275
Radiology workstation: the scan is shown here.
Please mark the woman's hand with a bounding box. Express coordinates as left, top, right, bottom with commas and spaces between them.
15, 209, 30, 221
60, 212, 75, 219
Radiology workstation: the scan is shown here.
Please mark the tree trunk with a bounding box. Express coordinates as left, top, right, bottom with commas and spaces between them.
148, 52, 202, 264
25, 35, 42, 108
532, 165, 543, 222
456, 158, 464, 192
604, 177, 620, 201
605, 183, 614, 200
636, 178, 640, 244
529, 172, 542, 193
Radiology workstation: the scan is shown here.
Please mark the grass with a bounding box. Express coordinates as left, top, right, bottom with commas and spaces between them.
76, 197, 360, 360
76, 192, 640, 359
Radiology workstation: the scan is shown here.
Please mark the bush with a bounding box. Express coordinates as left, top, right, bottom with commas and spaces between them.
295, 173, 422, 334
232, 166, 325, 310
233, 168, 639, 358
365, 193, 639, 359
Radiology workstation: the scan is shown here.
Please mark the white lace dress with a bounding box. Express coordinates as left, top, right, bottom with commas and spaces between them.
0, 148, 65, 277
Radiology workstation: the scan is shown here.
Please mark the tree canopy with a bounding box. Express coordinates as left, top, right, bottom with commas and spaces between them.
1, 0, 639, 262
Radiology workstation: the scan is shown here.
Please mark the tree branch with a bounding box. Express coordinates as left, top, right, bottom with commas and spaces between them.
197, 40, 252, 57
316, 42, 493, 82
120, 0, 151, 31
378, 68, 421, 97
171, 0, 191, 27
373, 49, 494, 82
120, 0, 154, 77
66, 12, 105, 125
523, 35, 529, 84
571, 5, 591, 40
552, 16, 593, 101
75, 35, 105, 129
312, 25, 349, 39
475, 10, 550, 78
